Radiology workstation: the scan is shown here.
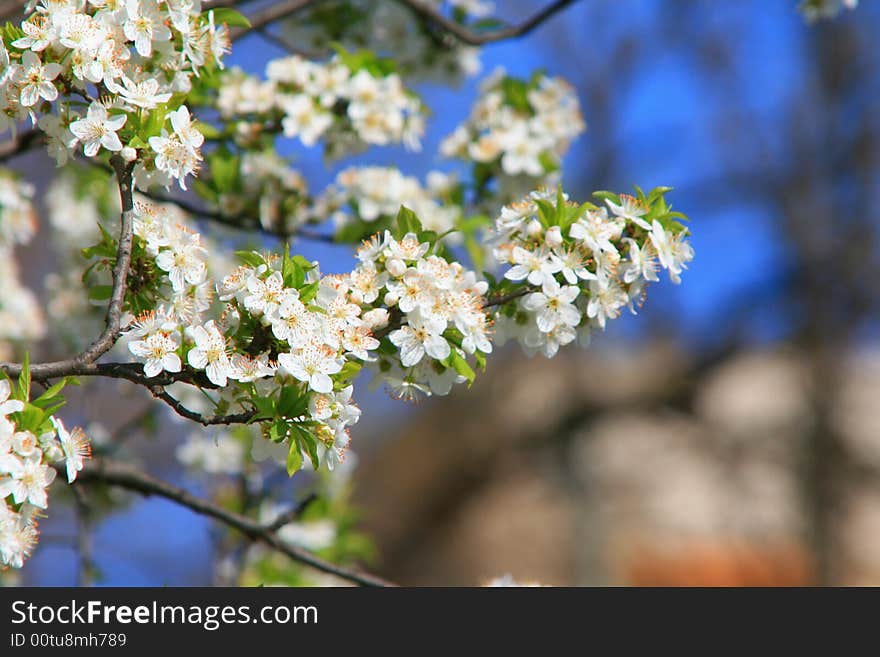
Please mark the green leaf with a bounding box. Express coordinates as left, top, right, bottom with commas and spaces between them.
291, 424, 320, 471
88, 285, 113, 301
17, 352, 30, 402
395, 205, 422, 237
336, 360, 362, 386
31, 379, 67, 408
445, 350, 475, 385
534, 199, 557, 227
299, 281, 320, 304
593, 190, 622, 206
235, 250, 265, 268
286, 440, 303, 476
277, 385, 308, 418
500, 76, 531, 113
251, 395, 276, 421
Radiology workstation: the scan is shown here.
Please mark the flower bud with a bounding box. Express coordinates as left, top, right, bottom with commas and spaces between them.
526, 219, 543, 237
383, 292, 399, 307
386, 258, 406, 277
120, 146, 137, 162
545, 225, 563, 248
363, 308, 390, 330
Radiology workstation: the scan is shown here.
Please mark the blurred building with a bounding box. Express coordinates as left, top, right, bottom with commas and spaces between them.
355, 344, 880, 586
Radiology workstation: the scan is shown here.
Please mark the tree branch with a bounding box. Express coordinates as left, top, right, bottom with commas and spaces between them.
73, 459, 394, 587
226, 0, 580, 47
395, 0, 581, 45
0, 129, 42, 162
148, 386, 257, 426
143, 190, 335, 243
0, 156, 136, 380
228, 0, 317, 41
264, 493, 318, 532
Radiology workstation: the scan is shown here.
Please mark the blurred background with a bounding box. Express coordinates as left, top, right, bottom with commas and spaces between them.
6, 0, 880, 586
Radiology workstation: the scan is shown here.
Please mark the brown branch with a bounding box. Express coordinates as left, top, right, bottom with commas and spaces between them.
73, 459, 394, 587
264, 493, 318, 532
253, 25, 322, 59
0, 156, 136, 380
0, 129, 42, 162
227, 0, 580, 47
395, 0, 582, 45
148, 386, 257, 426
229, 0, 317, 41
143, 190, 335, 243
483, 287, 532, 308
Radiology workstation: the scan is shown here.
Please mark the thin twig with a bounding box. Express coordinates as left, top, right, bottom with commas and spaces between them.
0, 129, 42, 162
264, 493, 319, 532
229, 0, 317, 40
0, 156, 136, 380
144, 190, 335, 243
395, 0, 581, 45
148, 386, 257, 426
73, 459, 394, 587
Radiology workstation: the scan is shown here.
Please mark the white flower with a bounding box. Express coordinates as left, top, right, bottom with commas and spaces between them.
504, 246, 562, 287
389, 309, 450, 367
148, 132, 200, 189
69, 102, 127, 157
128, 330, 182, 377
155, 232, 207, 291
621, 238, 659, 283
117, 76, 172, 109
58, 12, 106, 53
499, 124, 547, 177
606, 195, 650, 230
243, 271, 285, 318
649, 220, 676, 273
553, 245, 597, 284
12, 15, 55, 52
0, 380, 24, 417
52, 417, 90, 484
187, 320, 232, 387
586, 279, 627, 329
168, 106, 204, 149
522, 279, 581, 332
15, 50, 62, 107
569, 208, 620, 254
278, 341, 343, 394
272, 296, 319, 346
281, 95, 333, 147
123, 0, 172, 57
308, 385, 360, 429
0, 515, 38, 569
0, 453, 56, 508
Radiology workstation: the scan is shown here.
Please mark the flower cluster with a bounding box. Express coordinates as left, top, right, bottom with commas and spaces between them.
318, 167, 461, 240
799, 0, 858, 20
0, 169, 45, 358
120, 211, 371, 470
441, 69, 585, 183
0, 378, 90, 569
1, 0, 231, 188
130, 196, 212, 325
488, 188, 694, 357
216, 51, 426, 158
350, 229, 493, 399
